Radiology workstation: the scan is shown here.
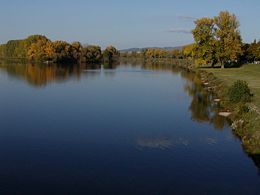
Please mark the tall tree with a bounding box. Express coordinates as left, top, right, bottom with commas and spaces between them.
192, 17, 217, 66
214, 11, 243, 68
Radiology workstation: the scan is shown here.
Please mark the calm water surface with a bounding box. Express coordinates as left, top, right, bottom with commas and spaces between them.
0, 61, 260, 194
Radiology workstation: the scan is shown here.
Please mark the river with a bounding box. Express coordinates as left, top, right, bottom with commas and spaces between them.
0, 60, 260, 194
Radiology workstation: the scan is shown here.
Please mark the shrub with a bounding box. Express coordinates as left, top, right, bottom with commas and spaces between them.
228, 80, 252, 103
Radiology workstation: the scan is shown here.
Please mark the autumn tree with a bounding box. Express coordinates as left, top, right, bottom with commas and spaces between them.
50, 41, 78, 63
245, 40, 260, 62
0, 35, 49, 59
103, 45, 120, 61
182, 44, 195, 60
192, 17, 217, 66
71, 42, 83, 61
192, 11, 243, 68
25, 35, 49, 48
28, 40, 80, 63
170, 49, 181, 59
214, 11, 243, 68
81, 45, 102, 63
27, 38, 51, 61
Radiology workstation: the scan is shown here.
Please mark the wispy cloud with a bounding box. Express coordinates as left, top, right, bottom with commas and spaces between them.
177, 15, 197, 21
150, 14, 197, 21
167, 28, 192, 34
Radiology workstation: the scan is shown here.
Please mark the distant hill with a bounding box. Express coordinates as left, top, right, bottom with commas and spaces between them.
120, 46, 183, 53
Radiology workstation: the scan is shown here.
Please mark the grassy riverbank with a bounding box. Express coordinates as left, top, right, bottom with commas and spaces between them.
200, 64, 260, 154
203, 64, 260, 109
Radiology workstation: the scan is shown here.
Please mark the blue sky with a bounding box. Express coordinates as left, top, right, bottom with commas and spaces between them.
0, 0, 259, 49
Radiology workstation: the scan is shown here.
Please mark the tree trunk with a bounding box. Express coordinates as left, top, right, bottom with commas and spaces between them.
221, 61, 225, 69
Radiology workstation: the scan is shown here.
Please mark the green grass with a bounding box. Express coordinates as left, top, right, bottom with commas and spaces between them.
201, 63, 260, 154
203, 64, 260, 109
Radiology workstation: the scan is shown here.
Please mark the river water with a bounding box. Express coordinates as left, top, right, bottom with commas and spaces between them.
0, 61, 260, 194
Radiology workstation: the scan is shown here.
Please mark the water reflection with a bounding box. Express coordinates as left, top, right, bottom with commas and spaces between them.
0, 61, 260, 194
0, 59, 242, 130
103, 60, 120, 69
136, 136, 190, 150
133, 60, 228, 131
205, 137, 218, 145
182, 71, 228, 130
0, 61, 81, 87
0, 59, 238, 131
83, 63, 102, 70
137, 137, 173, 150
0, 61, 124, 87
1, 59, 260, 175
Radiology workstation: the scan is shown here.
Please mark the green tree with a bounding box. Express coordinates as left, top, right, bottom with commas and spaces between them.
228, 80, 252, 103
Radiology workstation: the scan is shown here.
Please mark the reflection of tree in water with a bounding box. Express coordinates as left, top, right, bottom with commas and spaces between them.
181, 71, 227, 130
120, 58, 144, 67
187, 83, 211, 122
81, 63, 102, 80
103, 60, 120, 70
102, 61, 120, 79
0, 62, 81, 87
84, 63, 101, 70
0, 61, 123, 87
142, 60, 176, 72
0, 60, 129, 87
120, 58, 189, 73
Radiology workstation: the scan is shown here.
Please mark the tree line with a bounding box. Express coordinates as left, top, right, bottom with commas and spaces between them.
0, 35, 120, 63
121, 45, 194, 60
